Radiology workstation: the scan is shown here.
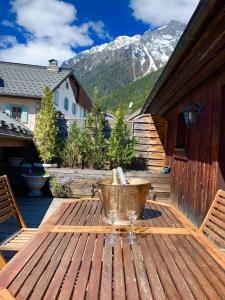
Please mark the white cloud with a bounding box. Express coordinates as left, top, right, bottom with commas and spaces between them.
130, 0, 199, 26
0, 0, 109, 64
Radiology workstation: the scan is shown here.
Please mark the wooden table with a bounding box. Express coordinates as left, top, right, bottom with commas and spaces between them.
0, 199, 225, 300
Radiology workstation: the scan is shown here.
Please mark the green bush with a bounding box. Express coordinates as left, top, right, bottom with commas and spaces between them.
107, 110, 137, 168
49, 176, 72, 198
33, 86, 60, 163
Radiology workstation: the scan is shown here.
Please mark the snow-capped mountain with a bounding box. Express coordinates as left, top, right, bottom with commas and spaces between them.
63, 20, 185, 98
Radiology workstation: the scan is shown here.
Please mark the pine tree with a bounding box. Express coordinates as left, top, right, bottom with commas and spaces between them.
107, 109, 137, 168
33, 86, 60, 163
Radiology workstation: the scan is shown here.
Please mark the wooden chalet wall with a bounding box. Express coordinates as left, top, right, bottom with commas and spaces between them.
132, 114, 167, 172
165, 68, 225, 226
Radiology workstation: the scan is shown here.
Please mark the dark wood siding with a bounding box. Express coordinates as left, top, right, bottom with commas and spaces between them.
165, 68, 225, 226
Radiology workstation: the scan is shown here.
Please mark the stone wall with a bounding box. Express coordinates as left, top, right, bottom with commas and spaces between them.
48, 168, 171, 203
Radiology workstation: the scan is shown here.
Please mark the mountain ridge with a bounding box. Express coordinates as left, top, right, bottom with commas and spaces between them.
62, 20, 186, 112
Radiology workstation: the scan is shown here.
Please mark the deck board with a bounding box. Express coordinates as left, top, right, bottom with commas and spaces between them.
0, 198, 224, 299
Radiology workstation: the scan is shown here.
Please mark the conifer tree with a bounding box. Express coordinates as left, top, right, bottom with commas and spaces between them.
107, 109, 137, 168
62, 121, 81, 167
33, 86, 60, 163
84, 87, 107, 169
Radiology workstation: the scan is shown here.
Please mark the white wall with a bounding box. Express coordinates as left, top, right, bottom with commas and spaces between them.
55, 78, 87, 119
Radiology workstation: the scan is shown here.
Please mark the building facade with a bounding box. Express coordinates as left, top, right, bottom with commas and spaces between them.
0, 60, 91, 130
142, 0, 225, 226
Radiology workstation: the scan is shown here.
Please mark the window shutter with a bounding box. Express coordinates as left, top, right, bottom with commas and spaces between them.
4, 104, 11, 115
21, 106, 28, 124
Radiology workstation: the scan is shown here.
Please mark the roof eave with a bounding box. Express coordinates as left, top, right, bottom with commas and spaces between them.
141, 0, 220, 115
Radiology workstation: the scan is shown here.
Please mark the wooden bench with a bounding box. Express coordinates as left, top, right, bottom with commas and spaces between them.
0, 175, 37, 270
200, 189, 225, 249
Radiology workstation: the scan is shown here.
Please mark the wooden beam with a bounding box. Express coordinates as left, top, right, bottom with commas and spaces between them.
0, 138, 29, 148
0, 253, 6, 271
51, 225, 191, 235
0, 289, 16, 300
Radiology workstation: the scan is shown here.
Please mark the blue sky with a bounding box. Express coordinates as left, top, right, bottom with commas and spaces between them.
0, 0, 198, 65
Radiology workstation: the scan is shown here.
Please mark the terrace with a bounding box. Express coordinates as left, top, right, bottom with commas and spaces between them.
1, 0, 225, 299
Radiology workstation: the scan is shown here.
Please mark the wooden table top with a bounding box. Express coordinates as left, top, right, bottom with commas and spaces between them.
0, 199, 225, 300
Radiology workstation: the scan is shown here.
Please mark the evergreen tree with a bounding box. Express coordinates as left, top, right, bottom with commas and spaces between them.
107, 109, 137, 168
62, 121, 81, 167
33, 86, 60, 163
84, 87, 107, 169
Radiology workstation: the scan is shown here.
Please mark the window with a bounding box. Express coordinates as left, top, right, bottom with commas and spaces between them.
4, 105, 28, 124
72, 103, 76, 115
66, 81, 69, 89
54, 91, 59, 106
64, 97, 69, 110
174, 113, 188, 160
12, 106, 22, 120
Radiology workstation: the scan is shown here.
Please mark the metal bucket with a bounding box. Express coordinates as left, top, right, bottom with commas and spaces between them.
98, 178, 151, 225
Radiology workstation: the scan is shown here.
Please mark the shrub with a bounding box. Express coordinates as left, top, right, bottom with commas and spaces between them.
49, 176, 72, 198
33, 86, 60, 163
107, 109, 137, 168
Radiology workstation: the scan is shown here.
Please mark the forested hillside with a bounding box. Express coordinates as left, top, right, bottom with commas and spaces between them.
99, 69, 162, 114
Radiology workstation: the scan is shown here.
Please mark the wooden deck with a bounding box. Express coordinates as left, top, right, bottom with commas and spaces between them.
0, 198, 224, 299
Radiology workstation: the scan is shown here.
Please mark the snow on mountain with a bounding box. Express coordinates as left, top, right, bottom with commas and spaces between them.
62, 20, 186, 97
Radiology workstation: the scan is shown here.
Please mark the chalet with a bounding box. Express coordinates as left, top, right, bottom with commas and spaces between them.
0, 60, 91, 130
142, 0, 225, 226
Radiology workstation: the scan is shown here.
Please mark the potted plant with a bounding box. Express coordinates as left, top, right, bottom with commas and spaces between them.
33, 86, 61, 169
22, 169, 50, 197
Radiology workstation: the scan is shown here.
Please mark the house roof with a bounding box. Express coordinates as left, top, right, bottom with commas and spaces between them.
0, 61, 72, 99
141, 0, 224, 115
0, 110, 32, 139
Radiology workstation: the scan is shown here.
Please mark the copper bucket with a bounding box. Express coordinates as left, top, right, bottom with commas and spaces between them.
98, 178, 151, 225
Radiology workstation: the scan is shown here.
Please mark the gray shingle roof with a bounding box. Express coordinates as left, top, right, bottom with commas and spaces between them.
0, 110, 32, 139
0, 61, 72, 98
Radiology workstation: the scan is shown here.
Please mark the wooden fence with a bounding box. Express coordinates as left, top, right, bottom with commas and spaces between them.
131, 114, 167, 172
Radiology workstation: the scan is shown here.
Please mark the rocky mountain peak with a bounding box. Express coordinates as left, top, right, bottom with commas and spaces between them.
62, 20, 186, 98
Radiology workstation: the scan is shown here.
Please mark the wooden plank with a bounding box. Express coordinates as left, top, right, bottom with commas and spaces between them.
113, 237, 126, 300
29, 233, 74, 300
153, 234, 195, 300
13, 233, 64, 299
132, 242, 153, 300
161, 234, 207, 299
186, 235, 225, 284
57, 201, 102, 299
51, 225, 190, 234
145, 235, 180, 299
178, 234, 225, 296
170, 234, 221, 300
86, 234, 104, 300
0, 289, 16, 300
0, 253, 6, 271
0, 232, 49, 289
100, 241, 113, 300
138, 237, 166, 300
122, 238, 140, 300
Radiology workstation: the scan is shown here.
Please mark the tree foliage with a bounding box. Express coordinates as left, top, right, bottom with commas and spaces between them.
99, 69, 162, 114
84, 87, 108, 169
33, 86, 60, 163
107, 110, 137, 168
62, 121, 82, 167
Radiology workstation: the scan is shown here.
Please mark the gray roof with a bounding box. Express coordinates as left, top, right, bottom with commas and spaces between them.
0, 111, 32, 139
0, 61, 72, 99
